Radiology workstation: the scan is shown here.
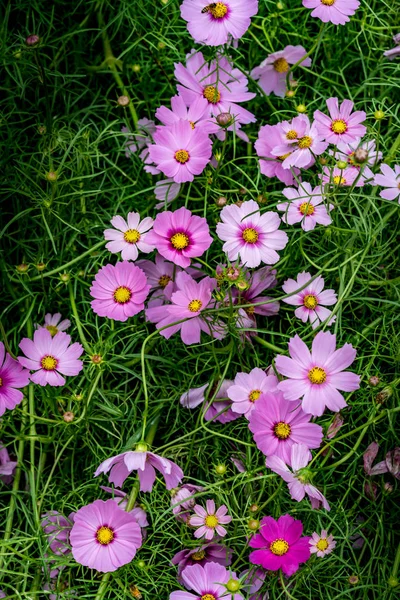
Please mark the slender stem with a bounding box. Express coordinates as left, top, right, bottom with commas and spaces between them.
285, 22, 325, 89
69, 281, 92, 354
253, 335, 285, 354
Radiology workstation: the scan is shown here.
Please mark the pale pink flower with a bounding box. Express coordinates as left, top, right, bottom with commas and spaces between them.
321, 166, 364, 187
267, 443, 330, 510
255, 123, 300, 185
180, 379, 240, 424
154, 178, 181, 209
332, 139, 382, 183
314, 98, 366, 145
171, 483, 204, 523
156, 95, 218, 135
309, 530, 336, 557
251, 45, 311, 98
227, 367, 278, 418
303, 0, 360, 26
189, 499, 232, 540
282, 271, 337, 329
104, 212, 155, 261
271, 115, 328, 169
373, 164, 400, 202
277, 182, 333, 231
36, 313, 71, 336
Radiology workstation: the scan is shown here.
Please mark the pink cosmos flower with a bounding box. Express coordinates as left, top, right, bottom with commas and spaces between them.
122, 118, 156, 156
172, 544, 233, 585
156, 95, 219, 135
175, 51, 255, 127
180, 0, 258, 47
332, 139, 382, 183
303, 0, 360, 25
0, 342, 30, 416
314, 98, 366, 145
249, 514, 310, 576
99, 487, 149, 527
18, 329, 83, 387
373, 164, 400, 202
154, 178, 181, 209
170, 562, 242, 600
104, 212, 155, 261
271, 115, 328, 169
321, 166, 364, 188
384, 34, 400, 59
267, 443, 330, 510
251, 45, 311, 98
275, 331, 360, 416
0, 443, 17, 484
248, 392, 323, 465
232, 266, 280, 319
41, 511, 74, 557
180, 379, 240, 424
189, 500, 232, 541
36, 313, 71, 336
145, 206, 212, 269
255, 124, 300, 185
146, 272, 225, 345
94, 447, 184, 492
310, 530, 336, 557
282, 271, 337, 329
216, 200, 288, 268
70, 499, 142, 573
240, 568, 266, 600
89, 262, 150, 322
148, 121, 212, 184
277, 183, 333, 231
227, 367, 278, 418
171, 483, 204, 523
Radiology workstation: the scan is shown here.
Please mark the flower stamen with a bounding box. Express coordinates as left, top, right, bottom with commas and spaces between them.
96, 526, 114, 545
174, 149, 190, 164
124, 229, 141, 244
299, 201, 315, 216
274, 421, 291, 439
270, 538, 289, 555
273, 57, 289, 73
188, 299, 203, 312
242, 228, 259, 244
41, 355, 58, 371
114, 286, 132, 304
308, 366, 327, 385
303, 294, 318, 309
203, 85, 221, 104
331, 119, 347, 134
170, 232, 189, 250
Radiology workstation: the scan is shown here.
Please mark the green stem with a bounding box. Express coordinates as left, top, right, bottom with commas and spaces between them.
285, 22, 325, 89
253, 335, 285, 354
69, 281, 92, 354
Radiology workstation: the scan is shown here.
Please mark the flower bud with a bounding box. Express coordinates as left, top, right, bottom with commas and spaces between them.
216, 112, 232, 127
59, 273, 70, 283
215, 464, 227, 475
348, 576, 359, 585
26, 34, 40, 46
285, 90, 295, 98
215, 196, 227, 207
35, 262, 46, 272
158, 41, 166, 49
248, 518, 260, 531
226, 579, 241, 593
117, 95, 130, 107
353, 148, 368, 164
38, 125, 46, 135
257, 193, 268, 205
46, 171, 58, 182
276, 1, 284, 8
319, 157, 327, 165
384, 481, 393, 493
249, 503, 259, 513
136, 442, 148, 452
296, 104, 307, 113
91, 354, 103, 365
239, 188, 247, 196
374, 110, 385, 120
226, 267, 240, 282
63, 411, 74, 423
388, 576, 399, 588
235, 280, 249, 291
368, 376, 380, 387
337, 160, 348, 170
16, 263, 29, 273
74, 393, 84, 401
376, 387, 392, 404
77, 270, 85, 277
132, 64, 141, 73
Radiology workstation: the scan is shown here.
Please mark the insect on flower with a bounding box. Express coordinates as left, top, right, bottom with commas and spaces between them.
130, 585, 142, 599
201, 3, 217, 13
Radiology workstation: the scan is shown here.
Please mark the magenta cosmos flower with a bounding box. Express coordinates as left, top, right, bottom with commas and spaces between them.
227, 367, 278, 418
180, 379, 240, 424
303, 0, 360, 25
216, 200, 288, 268
251, 45, 311, 98
232, 266, 280, 319
275, 331, 360, 416
41, 510, 74, 557
373, 164, 400, 202
104, 212, 155, 261
70, 499, 142, 572
249, 514, 310, 576
314, 98, 366, 145
180, 0, 258, 47
190, 500, 232, 541
148, 121, 212, 184
310, 530, 336, 557
156, 95, 219, 135
277, 183, 333, 231
94, 446, 184, 492
175, 51, 255, 126
0, 342, 30, 416
146, 206, 212, 269
267, 443, 330, 510
172, 544, 233, 585
248, 391, 323, 465
321, 166, 363, 188
146, 272, 225, 345
255, 123, 300, 185
271, 115, 328, 169
170, 562, 243, 600
282, 271, 337, 329
36, 313, 70, 336
18, 329, 83, 387
90, 262, 150, 322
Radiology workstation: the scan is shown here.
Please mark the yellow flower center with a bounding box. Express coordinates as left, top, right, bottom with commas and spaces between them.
331, 119, 347, 134
174, 149, 190, 164
114, 286, 132, 304
201, 596, 216, 600
192, 550, 206, 561
45, 324, 58, 336
270, 539, 289, 556
286, 130, 298, 140
274, 421, 291, 439
209, 2, 228, 17
303, 294, 318, 309
170, 232, 189, 250
299, 201, 315, 216
277, 152, 292, 161
333, 175, 346, 185
203, 85, 221, 104
249, 389, 262, 403
188, 299, 203, 312
41, 355, 58, 371
158, 274, 171, 288
273, 57, 289, 73
316, 538, 329, 551
189, 121, 195, 129
96, 526, 114, 545
242, 228, 259, 244
321, 0, 335, 5
124, 229, 141, 244
298, 136, 313, 149
308, 366, 327, 385
205, 515, 219, 528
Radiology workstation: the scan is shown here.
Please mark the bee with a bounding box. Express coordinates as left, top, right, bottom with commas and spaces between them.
129, 585, 142, 599
201, 3, 217, 13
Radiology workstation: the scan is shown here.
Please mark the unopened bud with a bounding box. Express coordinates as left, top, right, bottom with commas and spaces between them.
16, 263, 29, 273
63, 411, 74, 423
388, 576, 398, 588
239, 188, 247, 196
136, 560, 146, 569
35, 262, 46, 272
158, 41, 166, 49
368, 376, 380, 387
296, 104, 307, 113
354, 148, 368, 164
226, 579, 241, 593
249, 504, 259, 513
384, 482, 393, 493
376, 387, 392, 404
91, 354, 103, 365
132, 64, 141, 73
215, 196, 227, 207
77, 270, 85, 277
117, 95, 130, 107
235, 280, 249, 291
59, 273, 70, 283
216, 112, 232, 127
38, 125, 46, 135
215, 464, 227, 475
26, 34, 40, 46
374, 110, 385, 120
348, 576, 359, 585
226, 267, 240, 282
257, 193, 268, 205
46, 171, 58, 182
319, 157, 328, 165
337, 160, 348, 170
285, 90, 295, 98
248, 518, 260, 531
276, 1, 284, 8
74, 393, 84, 401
